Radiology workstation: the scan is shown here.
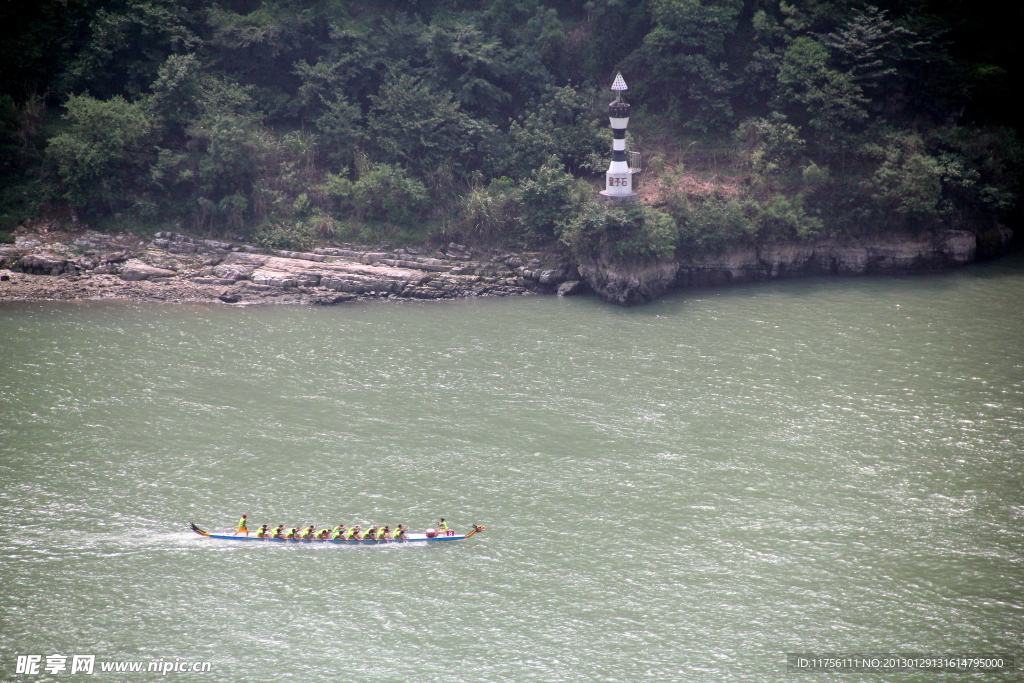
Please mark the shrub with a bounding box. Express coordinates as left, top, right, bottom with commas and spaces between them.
323, 163, 428, 226
251, 221, 314, 251
737, 114, 806, 178
674, 196, 757, 253
562, 201, 678, 261
517, 156, 589, 240
757, 193, 823, 240
45, 94, 155, 214
450, 176, 521, 242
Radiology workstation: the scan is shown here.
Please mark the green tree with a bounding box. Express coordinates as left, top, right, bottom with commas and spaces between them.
59, 0, 200, 98
46, 94, 155, 213
631, 0, 744, 131
777, 37, 868, 147
562, 201, 678, 260
673, 196, 756, 252
821, 7, 925, 115
314, 95, 362, 171
323, 163, 428, 225
366, 73, 491, 179
517, 156, 589, 240
423, 21, 511, 117
756, 193, 822, 240
496, 85, 606, 178
864, 131, 948, 222
737, 113, 806, 178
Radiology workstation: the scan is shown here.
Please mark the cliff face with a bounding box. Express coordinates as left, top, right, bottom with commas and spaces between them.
578, 228, 1014, 305
576, 255, 680, 306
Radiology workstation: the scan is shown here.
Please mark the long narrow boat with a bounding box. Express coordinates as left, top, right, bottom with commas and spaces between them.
190, 522, 484, 544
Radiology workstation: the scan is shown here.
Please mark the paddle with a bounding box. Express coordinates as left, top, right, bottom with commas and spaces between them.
189, 522, 211, 536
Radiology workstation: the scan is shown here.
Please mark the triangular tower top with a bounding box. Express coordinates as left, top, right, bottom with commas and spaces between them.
610, 73, 628, 91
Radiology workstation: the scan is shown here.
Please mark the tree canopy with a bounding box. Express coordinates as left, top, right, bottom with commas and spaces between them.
0, 0, 1020, 252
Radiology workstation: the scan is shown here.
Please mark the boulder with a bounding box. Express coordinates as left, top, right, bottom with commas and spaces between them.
577, 254, 679, 305
101, 250, 131, 264
17, 254, 69, 276
213, 263, 255, 281
446, 242, 473, 260
538, 268, 566, 285
310, 292, 357, 305
220, 252, 269, 267
250, 269, 320, 288
119, 261, 177, 281
557, 280, 584, 296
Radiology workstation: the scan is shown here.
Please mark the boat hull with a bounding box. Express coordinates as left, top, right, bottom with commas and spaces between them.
190, 522, 483, 544
203, 532, 466, 544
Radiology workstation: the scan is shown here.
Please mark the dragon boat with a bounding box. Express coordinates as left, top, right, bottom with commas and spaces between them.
189, 522, 485, 544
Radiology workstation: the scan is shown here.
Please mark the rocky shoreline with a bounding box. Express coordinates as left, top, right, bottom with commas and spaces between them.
0, 227, 584, 306
579, 226, 1015, 305
0, 224, 1014, 306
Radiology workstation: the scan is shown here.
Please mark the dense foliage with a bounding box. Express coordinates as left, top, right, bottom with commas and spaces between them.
1, 0, 1020, 255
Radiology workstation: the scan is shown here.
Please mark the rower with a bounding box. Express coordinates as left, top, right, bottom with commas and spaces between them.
394, 525, 407, 540
301, 525, 316, 539
234, 514, 249, 536
345, 525, 360, 540
377, 525, 389, 540
316, 528, 330, 540
364, 525, 377, 541
257, 524, 269, 538
286, 528, 299, 540
272, 525, 286, 539
330, 525, 345, 540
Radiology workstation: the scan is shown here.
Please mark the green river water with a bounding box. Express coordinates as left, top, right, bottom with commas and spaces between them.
2, 257, 1022, 682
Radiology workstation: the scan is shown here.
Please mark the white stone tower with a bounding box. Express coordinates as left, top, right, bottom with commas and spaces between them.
599, 72, 640, 202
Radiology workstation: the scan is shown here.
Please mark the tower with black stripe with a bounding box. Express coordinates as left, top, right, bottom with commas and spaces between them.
599, 73, 640, 202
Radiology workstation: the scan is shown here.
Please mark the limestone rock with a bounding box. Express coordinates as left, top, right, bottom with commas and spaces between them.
220, 252, 269, 267
446, 243, 473, 260
538, 268, 566, 285
577, 254, 680, 305
557, 280, 584, 296
251, 270, 320, 288
976, 224, 1013, 260
310, 292, 357, 305
120, 260, 178, 281
101, 250, 131, 264
17, 254, 70, 276
213, 263, 256, 281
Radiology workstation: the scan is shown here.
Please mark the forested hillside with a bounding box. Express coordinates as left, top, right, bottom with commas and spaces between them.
1, 0, 1020, 260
